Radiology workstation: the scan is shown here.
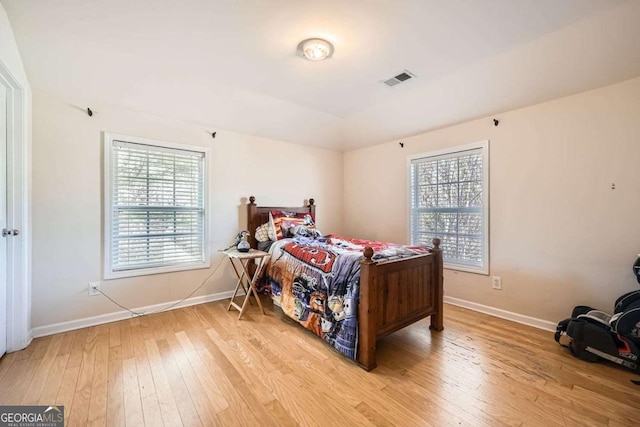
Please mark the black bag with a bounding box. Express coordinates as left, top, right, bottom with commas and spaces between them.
555, 303, 640, 372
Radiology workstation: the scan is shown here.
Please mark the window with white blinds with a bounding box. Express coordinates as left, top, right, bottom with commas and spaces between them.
104, 133, 209, 278
409, 141, 489, 274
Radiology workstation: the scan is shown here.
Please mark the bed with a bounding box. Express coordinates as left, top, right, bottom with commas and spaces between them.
247, 196, 443, 371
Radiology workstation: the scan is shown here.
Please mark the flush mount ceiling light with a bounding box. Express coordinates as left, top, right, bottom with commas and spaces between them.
297, 38, 334, 61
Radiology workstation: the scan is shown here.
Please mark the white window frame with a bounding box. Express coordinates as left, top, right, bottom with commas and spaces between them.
103, 132, 210, 279
407, 140, 489, 275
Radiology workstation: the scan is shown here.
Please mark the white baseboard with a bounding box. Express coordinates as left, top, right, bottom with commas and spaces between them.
444, 296, 556, 332
31, 292, 556, 339
31, 290, 236, 338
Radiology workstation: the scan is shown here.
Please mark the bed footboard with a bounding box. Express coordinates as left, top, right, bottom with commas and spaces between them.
357, 239, 443, 371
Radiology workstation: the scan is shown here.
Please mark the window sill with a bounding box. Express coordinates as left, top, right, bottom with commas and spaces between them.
443, 262, 488, 276
104, 261, 211, 280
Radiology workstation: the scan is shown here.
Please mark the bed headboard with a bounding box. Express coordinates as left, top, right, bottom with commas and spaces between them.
247, 196, 315, 249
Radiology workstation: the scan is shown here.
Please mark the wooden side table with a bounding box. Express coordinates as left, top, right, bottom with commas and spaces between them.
225, 248, 270, 319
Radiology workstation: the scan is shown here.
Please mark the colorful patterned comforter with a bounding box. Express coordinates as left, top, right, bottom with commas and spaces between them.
265, 234, 429, 360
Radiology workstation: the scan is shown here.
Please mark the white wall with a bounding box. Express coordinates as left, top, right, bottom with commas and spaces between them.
0, 4, 29, 86
31, 91, 343, 329
344, 77, 640, 323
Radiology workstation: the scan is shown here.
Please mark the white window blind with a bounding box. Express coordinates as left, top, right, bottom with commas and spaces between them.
409, 142, 489, 273
105, 135, 208, 277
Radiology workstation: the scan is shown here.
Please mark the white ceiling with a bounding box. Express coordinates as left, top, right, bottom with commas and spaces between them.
4, 0, 640, 151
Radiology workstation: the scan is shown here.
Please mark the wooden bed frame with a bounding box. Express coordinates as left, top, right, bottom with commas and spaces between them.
247, 196, 444, 371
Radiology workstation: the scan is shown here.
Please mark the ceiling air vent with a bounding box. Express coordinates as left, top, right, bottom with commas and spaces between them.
381, 70, 416, 87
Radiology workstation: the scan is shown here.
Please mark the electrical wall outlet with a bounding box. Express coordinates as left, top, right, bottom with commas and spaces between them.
88, 281, 101, 296
491, 276, 502, 290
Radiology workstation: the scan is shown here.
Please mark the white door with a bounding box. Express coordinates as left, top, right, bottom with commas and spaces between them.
0, 85, 7, 358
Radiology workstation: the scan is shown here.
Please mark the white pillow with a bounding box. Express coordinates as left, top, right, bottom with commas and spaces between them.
255, 222, 275, 242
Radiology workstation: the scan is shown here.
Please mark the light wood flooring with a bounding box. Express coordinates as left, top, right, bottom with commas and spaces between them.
1, 300, 639, 426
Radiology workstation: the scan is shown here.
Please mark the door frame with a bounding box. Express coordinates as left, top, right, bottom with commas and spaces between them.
0, 60, 31, 352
